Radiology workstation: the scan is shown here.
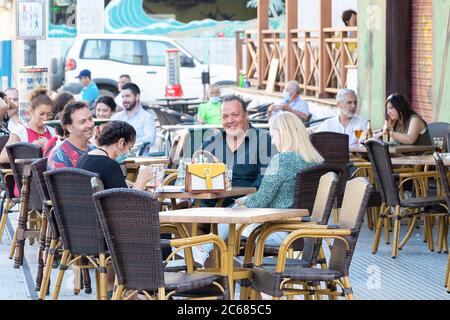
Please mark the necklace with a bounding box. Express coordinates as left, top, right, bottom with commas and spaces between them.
97, 147, 109, 157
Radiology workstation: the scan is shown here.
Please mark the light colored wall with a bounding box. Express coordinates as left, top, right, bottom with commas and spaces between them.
357, 0, 386, 128
433, 0, 450, 122
297, 0, 357, 29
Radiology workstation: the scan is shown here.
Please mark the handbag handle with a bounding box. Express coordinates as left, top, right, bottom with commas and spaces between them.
191, 150, 220, 163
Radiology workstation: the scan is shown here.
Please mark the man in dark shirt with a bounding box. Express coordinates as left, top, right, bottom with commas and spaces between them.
200, 95, 276, 207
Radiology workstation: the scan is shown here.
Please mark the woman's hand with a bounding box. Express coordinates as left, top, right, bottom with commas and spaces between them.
234, 196, 248, 207
125, 179, 135, 188
133, 166, 155, 191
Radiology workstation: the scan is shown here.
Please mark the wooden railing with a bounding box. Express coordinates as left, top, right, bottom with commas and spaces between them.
236, 26, 358, 98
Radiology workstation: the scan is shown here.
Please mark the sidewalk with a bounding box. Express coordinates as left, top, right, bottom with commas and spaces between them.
1, 205, 449, 300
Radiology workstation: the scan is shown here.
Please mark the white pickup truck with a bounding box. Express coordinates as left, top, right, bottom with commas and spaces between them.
63, 33, 236, 103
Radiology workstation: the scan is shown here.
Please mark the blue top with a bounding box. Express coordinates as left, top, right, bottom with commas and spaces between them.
81, 82, 99, 107
245, 152, 320, 209
111, 106, 157, 146
272, 96, 310, 117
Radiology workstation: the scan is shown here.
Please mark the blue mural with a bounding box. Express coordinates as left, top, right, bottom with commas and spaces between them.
49, 23, 77, 38
105, 0, 283, 37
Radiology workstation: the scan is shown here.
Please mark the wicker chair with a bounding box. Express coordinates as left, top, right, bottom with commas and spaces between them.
432, 153, 450, 291
44, 168, 108, 300
366, 140, 447, 258
310, 132, 349, 209
5, 143, 43, 268
250, 177, 372, 300
92, 188, 230, 300
239, 170, 340, 299
33, 159, 93, 299
0, 136, 18, 242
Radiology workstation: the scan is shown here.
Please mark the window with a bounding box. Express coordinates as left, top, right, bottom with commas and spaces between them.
109, 40, 144, 65
146, 41, 176, 66
81, 40, 108, 59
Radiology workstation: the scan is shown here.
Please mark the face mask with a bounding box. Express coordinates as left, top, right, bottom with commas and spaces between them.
209, 96, 221, 104
115, 152, 129, 164
283, 91, 291, 103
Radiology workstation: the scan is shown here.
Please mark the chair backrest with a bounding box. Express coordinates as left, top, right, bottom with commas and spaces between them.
92, 188, 164, 291
428, 122, 450, 152
0, 135, 9, 153
310, 132, 350, 207
365, 140, 400, 206
30, 158, 60, 238
293, 164, 342, 222
6, 142, 43, 209
433, 152, 450, 209
328, 177, 372, 275
310, 172, 339, 223
44, 168, 105, 256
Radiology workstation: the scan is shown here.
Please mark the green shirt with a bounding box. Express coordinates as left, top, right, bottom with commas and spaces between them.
198, 101, 222, 125
245, 152, 320, 209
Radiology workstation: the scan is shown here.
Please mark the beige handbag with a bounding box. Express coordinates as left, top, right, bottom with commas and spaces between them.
185, 150, 226, 193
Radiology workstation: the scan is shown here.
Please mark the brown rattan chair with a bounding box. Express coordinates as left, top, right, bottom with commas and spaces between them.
250, 177, 372, 300
44, 168, 108, 300
366, 140, 447, 258
238, 169, 340, 299
5, 142, 43, 268
0, 135, 18, 242
310, 132, 350, 209
92, 188, 230, 300
432, 152, 450, 291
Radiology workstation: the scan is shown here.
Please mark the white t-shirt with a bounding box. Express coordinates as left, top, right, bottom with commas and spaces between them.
12, 124, 55, 143
316, 115, 368, 147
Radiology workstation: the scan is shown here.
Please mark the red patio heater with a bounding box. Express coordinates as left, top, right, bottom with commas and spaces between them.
165, 49, 183, 97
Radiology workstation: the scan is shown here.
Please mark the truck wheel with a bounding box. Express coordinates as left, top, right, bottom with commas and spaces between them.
97, 85, 118, 98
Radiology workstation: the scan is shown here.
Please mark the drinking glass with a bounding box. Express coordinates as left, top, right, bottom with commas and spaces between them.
433, 137, 445, 153
354, 129, 364, 140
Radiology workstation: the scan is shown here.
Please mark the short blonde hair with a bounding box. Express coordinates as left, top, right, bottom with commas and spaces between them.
269, 112, 324, 163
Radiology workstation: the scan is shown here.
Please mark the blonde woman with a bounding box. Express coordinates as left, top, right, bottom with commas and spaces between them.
236, 111, 324, 208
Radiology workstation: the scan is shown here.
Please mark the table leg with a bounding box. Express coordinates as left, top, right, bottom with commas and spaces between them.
14, 166, 31, 268
227, 224, 236, 300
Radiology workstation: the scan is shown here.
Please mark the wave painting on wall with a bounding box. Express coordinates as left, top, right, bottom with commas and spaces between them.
104, 0, 283, 37
49, 23, 77, 38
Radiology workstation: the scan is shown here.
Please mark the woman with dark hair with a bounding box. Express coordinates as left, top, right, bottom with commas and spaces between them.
0, 87, 55, 163
77, 120, 153, 190
385, 93, 431, 145
43, 92, 75, 157
95, 96, 117, 119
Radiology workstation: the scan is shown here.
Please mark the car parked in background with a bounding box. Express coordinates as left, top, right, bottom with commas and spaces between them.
63, 33, 236, 103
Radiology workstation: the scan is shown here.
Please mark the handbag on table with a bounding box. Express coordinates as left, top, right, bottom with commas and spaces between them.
185, 150, 226, 193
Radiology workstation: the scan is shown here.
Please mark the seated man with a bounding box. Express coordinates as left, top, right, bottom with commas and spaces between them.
200, 94, 276, 207
76, 69, 99, 108
315, 88, 367, 148
267, 80, 311, 122
111, 82, 156, 148
197, 85, 222, 125
47, 101, 96, 169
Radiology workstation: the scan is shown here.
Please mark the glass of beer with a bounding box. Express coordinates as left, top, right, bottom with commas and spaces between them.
433, 137, 445, 153
354, 129, 364, 140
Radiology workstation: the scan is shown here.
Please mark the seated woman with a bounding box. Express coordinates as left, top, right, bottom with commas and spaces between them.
43, 91, 75, 157
384, 93, 431, 145
0, 87, 55, 163
76, 120, 153, 190
95, 96, 117, 120
236, 111, 324, 208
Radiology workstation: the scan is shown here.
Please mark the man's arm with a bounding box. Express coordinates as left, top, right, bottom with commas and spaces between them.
137, 112, 157, 146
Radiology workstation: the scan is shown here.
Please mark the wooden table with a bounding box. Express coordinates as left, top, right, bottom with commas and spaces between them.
159, 207, 309, 300
350, 145, 434, 154
155, 187, 256, 201
123, 157, 170, 181
391, 153, 450, 166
